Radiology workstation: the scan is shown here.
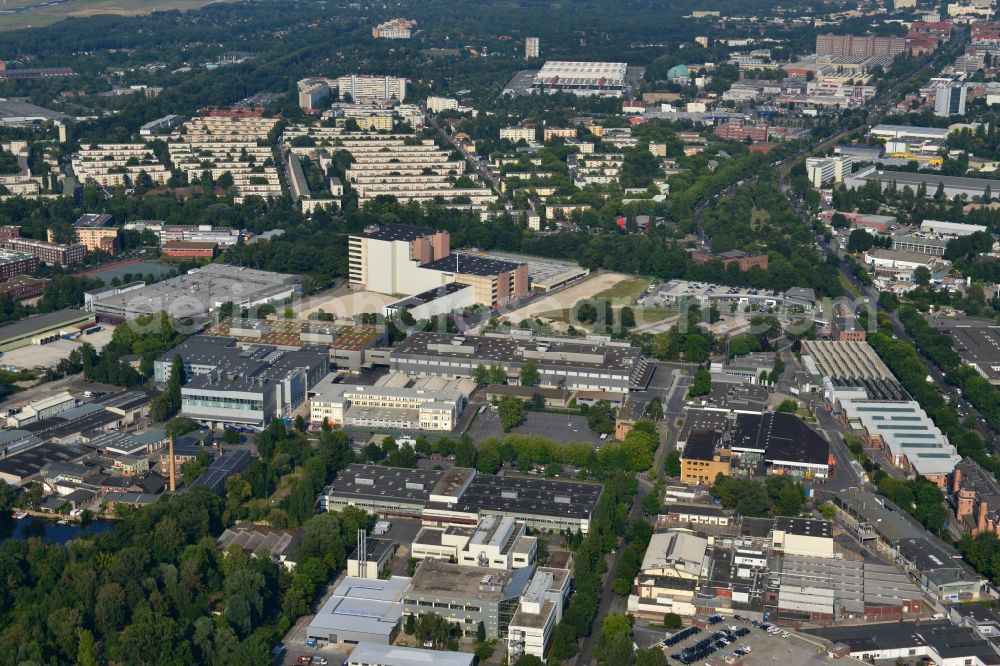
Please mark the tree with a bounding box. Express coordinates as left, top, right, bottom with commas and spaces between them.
515, 657, 545, 666
847, 228, 876, 253
499, 396, 526, 432
472, 364, 488, 385
776, 399, 798, 413
688, 368, 711, 397
646, 397, 663, 421
0, 479, 15, 518
520, 361, 540, 387
663, 612, 683, 630
641, 491, 661, 515
914, 265, 931, 286
664, 449, 681, 477
477, 620, 486, 642
223, 429, 241, 446
405, 614, 415, 635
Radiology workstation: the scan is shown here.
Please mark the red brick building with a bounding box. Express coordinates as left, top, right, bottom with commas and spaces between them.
161, 240, 218, 259
0, 249, 38, 280
692, 249, 769, 271
713, 121, 769, 143
0, 275, 48, 301
2, 237, 86, 266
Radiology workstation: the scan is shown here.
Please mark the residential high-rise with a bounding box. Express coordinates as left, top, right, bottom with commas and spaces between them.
934, 83, 967, 117
335, 75, 407, 102
815, 34, 907, 58
525, 36, 539, 59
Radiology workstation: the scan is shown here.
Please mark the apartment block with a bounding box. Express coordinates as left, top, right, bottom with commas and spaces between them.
3, 237, 86, 266
166, 116, 281, 204
298, 80, 331, 110
0, 249, 38, 280
336, 75, 407, 102
500, 126, 537, 142
815, 34, 907, 58
372, 18, 415, 39
50, 213, 120, 254
70, 144, 169, 189
525, 36, 540, 59
713, 120, 769, 142
284, 126, 493, 209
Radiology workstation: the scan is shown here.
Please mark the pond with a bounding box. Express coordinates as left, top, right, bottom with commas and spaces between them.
0, 516, 116, 544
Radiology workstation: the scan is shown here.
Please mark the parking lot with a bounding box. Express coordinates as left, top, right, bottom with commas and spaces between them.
465, 407, 604, 445
649, 616, 842, 666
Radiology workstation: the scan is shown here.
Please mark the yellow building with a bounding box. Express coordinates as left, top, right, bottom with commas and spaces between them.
679, 431, 731, 485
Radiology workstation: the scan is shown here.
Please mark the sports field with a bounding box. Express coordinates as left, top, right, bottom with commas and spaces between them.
0, 0, 226, 30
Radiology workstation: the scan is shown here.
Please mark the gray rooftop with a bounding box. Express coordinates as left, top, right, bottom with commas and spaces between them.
345, 642, 474, 666
0, 309, 91, 342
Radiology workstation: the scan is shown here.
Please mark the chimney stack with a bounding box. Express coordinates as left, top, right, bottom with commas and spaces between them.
168, 435, 176, 492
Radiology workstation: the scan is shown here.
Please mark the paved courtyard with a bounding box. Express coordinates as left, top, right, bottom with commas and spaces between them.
465, 407, 604, 445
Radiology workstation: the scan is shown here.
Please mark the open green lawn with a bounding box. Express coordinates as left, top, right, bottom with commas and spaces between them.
593, 277, 650, 302
0, 0, 228, 30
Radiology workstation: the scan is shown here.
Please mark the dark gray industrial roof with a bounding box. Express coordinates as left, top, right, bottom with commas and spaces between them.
0, 308, 91, 342
363, 223, 436, 242
422, 253, 523, 277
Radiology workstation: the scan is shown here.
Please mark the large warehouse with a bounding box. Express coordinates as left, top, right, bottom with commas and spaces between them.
530, 61, 629, 96
85, 264, 300, 322
321, 464, 603, 534
0, 308, 94, 352
389, 330, 653, 392
845, 166, 1000, 201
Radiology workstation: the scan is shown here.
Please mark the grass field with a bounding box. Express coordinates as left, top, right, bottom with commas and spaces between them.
593, 277, 649, 302
838, 273, 861, 299
0, 0, 226, 30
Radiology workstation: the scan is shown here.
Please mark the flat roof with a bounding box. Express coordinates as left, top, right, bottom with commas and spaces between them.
422, 252, 523, 277
444, 473, 603, 520
363, 224, 436, 242
0, 308, 91, 342
0, 440, 93, 481
309, 576, 410, 637
683, 430, 724, 462
386, 283, 470, 311
407, 558, 529, 601
774, 516, 832, 538
346, 642, 475, 666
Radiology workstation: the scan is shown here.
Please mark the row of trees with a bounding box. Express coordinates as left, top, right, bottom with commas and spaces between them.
710, 475, 806, 518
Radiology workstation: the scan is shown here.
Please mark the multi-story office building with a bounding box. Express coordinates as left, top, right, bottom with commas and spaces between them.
815, 34, 907, 58
680, 430, 732, 486
525, 37, 540, 59
713, 120, 769, 142
390, 330, 653, 393
806, 155, 853, 187
3, 237, 85, 266
155, 335, 327, 429
347, 225, 525, 309
507, 568, 566, 662
403, 559, 533, 640
336, 75, 407, 102
934, 83, 967, 116
309, 374, 470, 431
411, 515, 537, 570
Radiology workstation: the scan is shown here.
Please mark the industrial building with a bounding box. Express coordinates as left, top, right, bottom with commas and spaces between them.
308, 372, 473, 431
845, 166, 1000, 201
402, 559, 534, 640
0, 308, 94, 352
389, 330, 653, 393
321, 464, 603, 534
410, 515, 537, 570
931, 316, 1000, 385
154, 336, 328, 429
345, 643, 474, 666
348, 225, 523, 309
85, 264, 300, 322
307, 576, 411, 646
383, 283, 475, 321
530, 61, 629, 97
807, 620, 999, 665
934, 82, 967, 116
869, 124, 951, 141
